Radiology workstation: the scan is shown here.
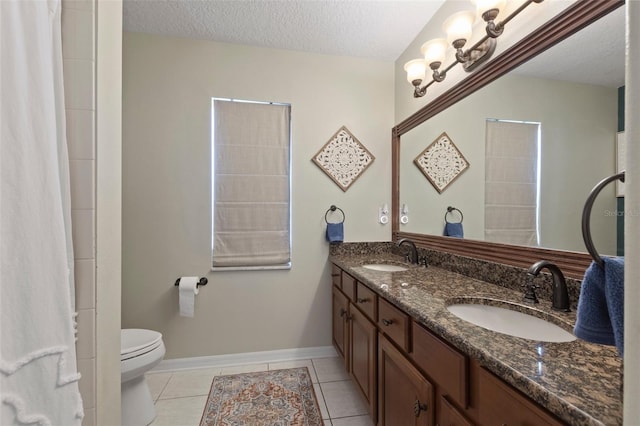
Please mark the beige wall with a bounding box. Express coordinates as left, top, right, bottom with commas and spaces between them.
122, 33, 394, 359
400, 74, 618, 254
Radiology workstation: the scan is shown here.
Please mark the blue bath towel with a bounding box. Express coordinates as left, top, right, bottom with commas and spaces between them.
574, 257, 625, 356
444, 222, 464, 238
326, 222, 344, 243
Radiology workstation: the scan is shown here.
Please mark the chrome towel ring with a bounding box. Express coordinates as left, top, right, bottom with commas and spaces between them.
581, 171, 625, 268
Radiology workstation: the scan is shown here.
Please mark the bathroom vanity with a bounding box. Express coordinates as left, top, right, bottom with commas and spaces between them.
330, 244, 622, 426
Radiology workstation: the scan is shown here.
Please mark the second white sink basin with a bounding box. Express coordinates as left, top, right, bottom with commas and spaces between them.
362, 264, 408, 272
447, 303, 576, 343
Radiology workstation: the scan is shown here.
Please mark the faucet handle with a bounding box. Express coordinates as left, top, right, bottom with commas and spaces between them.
522, 283, 539, 304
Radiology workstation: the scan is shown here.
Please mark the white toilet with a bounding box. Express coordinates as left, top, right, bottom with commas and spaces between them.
121, 329, 166, 426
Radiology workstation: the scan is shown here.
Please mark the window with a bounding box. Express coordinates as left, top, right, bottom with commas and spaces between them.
211, 98, 291, 269
484, 119, 541, 246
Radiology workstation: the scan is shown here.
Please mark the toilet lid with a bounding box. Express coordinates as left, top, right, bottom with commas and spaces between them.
121, 329, 163, 360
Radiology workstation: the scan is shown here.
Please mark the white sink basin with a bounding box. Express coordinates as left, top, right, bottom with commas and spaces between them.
447, 303, 576, 343
362, 264, 408, 272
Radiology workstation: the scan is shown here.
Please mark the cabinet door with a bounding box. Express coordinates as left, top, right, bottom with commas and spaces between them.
332, 286, 349, 364
412, 322, 468, 408
349, 305, 377, 421
440, 396, 474, 426
378, 335, 434, 426
478, 367, 564, 426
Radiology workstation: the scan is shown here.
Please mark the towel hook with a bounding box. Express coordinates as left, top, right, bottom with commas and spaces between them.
174, 277, 208, 287
325, 205, 345, 224
581, 171, 625, 268
444, 206, 463, 224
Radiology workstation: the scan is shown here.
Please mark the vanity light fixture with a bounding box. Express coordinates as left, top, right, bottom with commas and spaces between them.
405, 0, 544, 98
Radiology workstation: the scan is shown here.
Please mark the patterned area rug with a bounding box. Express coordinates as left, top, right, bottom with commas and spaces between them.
200, 367, 324, 426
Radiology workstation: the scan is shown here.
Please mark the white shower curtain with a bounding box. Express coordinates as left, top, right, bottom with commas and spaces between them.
0, 0, 84, 424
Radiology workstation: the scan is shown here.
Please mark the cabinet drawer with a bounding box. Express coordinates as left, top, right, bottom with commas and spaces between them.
355, 282, 377, 322
342, 271, 357, 301
412, 322, 468, 408
478, 367, 564, 425
331, 265, 342, 288
378, 298, 410, 352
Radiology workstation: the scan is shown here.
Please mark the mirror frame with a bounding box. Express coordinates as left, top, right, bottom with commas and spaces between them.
392, 0, 624, 279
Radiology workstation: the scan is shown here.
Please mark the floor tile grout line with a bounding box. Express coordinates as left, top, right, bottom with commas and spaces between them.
155, 373, 174, 401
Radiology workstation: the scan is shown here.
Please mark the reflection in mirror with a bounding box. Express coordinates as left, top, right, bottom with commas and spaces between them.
399, 6, 624, 256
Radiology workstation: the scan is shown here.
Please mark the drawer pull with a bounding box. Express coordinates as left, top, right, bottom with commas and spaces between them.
382, 318, 393, 326
356, 298, 368, 304
414, 399, 428, 417
340, 308, 347, 317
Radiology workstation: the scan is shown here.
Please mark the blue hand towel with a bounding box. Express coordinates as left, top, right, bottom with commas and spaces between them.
444, 222, 464, 238
574, 257, 625, 356
326, 222, 344, 243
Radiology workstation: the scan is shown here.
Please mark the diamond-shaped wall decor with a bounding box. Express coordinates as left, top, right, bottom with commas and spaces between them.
414, 132, 469, 193
312, 126, 375, 192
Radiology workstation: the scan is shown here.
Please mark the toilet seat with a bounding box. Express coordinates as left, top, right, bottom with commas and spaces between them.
121, 329, 163, 361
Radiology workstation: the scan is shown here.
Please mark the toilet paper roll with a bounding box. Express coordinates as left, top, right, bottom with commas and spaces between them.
178, 276, 199, 317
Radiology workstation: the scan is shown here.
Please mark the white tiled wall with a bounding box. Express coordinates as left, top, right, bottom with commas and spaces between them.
61, 1, 97, 424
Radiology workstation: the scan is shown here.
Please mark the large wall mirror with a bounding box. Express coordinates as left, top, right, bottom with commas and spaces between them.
392, 0, 624, 279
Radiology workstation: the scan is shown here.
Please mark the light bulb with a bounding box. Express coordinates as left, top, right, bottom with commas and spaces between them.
443, 10, 476, 46
472, 0, 507, 19
420, 39, 448, 67
404, 59, 426, 85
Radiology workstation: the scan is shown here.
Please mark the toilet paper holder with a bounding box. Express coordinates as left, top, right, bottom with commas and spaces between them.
174, 277, 208, 288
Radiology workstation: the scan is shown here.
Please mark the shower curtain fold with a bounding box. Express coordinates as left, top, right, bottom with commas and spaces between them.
1, 0, 84, 424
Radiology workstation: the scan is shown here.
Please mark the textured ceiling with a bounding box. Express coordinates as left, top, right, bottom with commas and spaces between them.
512, 5, 625, 88
123, 1, 625, 86
123, 0, 447, 61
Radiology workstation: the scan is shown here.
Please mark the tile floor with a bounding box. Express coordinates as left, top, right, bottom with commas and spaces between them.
147, 356, 373, 426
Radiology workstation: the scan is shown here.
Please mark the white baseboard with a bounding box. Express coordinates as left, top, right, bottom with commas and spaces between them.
151, 345, 337, 373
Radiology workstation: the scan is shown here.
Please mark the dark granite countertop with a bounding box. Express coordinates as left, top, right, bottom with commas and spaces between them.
330, 251, 622, 426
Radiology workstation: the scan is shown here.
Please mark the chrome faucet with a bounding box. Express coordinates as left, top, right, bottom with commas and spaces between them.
527, 260, 571, 312
397, 238, 419, 265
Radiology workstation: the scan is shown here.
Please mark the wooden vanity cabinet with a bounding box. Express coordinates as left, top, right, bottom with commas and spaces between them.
342, 270, 357, 301
332, 286, 349, 362
330, 264, 566, 426
477, 365, 564, 426
331, 264, 342, 289
332, 276, 378, 421
378, 298, 410, 353
349, 303, 377, 419
411, 322, 468, 409
379, 335, 434, 426
411, 322, 474, 426
440, 396, 474, 426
